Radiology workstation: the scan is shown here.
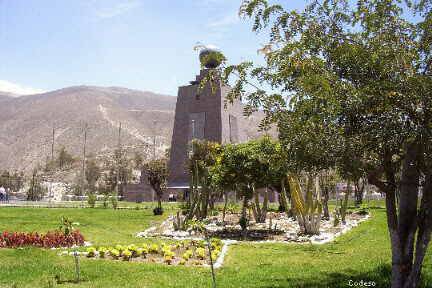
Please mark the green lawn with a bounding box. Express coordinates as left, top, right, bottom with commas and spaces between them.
0, 205, 430, 288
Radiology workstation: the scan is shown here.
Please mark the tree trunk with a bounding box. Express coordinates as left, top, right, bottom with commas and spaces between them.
322, 186, 330, 220
405, 173, 432, 288
241, 195, 248, 240
396, 143, 421, 287
354, 178, 365, 208
222, 190, 228, 223
279, 178, 289, 212
252, 185, 264, 223
201, 184, 209, 219
370, 144, 429, 288
261, 187, 269, 222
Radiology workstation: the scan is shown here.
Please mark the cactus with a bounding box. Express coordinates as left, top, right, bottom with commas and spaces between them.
173, 211, 186, 231
287, 174, 322, 235
339, 187, 350, 224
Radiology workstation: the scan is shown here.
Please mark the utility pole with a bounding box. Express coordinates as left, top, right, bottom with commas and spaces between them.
48, 124, 55, 202
153, 120, 157, 160
81, 123, 88, 198
116, 122, 122, 195
51, 124, 55, 162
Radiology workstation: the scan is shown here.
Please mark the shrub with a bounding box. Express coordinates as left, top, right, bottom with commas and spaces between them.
182, 250, 193, 260
110, 248, 120, 259
115, 244, 124, 253
153, 207, 163, 215
59, 216, 77, 236
127, 244, 138, 257
239, 216, 249, 231
98, 247, 107, 258
211, 238, 222, 250
211, 250, 219, 260
102, 194, 109, 209
164, 250, 175, 264
0, 230, 85, 248
140, 244, 149, 257
111, 193, 118, 209
149, 244, 159, 254
195, 247, 206, 260
122, 249, 132, 261
86, 247, 96, 257
87, 193, 96, 208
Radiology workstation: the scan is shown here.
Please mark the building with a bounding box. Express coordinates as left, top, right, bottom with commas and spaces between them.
125, 49, 277, 202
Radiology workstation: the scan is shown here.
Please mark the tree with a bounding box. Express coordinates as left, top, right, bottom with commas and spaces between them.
27, 169, 46, 201
133, 152, 144, 170
102, 148, 132, 196
85, 158, 100, 193
222, 1, 432, 287
143, 159, 168, 215
187, 140, 223, 220
57, 146, 75, 170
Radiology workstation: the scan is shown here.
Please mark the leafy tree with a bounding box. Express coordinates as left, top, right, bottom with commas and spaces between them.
102, 149, 132, 195
222, 1, 432, 286
209, 137, 286, 223
27, 169, 46, 201
133, 152, 144, 170
187, 140, 223, 220
57, 146, 75, 170
85, 158, 100, 192
143, 159, 168, 214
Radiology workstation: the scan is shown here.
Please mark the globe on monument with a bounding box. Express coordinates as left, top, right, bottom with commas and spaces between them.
199, 47, 225, 69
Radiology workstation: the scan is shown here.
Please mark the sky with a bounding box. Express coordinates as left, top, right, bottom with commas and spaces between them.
0, 0, 302, 96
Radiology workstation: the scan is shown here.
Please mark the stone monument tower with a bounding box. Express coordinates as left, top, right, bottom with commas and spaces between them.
167, 48, 246, 189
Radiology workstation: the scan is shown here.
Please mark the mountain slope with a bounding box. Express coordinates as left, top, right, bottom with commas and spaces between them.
0, 86, 176, 172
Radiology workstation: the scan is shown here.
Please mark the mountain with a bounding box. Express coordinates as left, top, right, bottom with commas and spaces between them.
0, 86, 176, 172
0, 92, 16, 103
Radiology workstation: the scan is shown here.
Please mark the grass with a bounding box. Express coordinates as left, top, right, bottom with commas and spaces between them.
0, 204, 430, 287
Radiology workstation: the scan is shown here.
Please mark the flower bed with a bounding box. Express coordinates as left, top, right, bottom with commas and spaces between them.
0, 230, 85, 248
138, 211, 370, 244
65, 239, 224, 267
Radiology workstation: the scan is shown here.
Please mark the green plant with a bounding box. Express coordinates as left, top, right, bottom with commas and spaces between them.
211, 238, 222, 251
102, 194, 109, 209
239, 216, 249, 231
185, 219, 205, 232
333, 208, 341, 227
211, 250, 220, 261
195, 247, 206, 260
122, 249, 132, 261
153, 207, 163, 215
164, 251, 175, 265
86, 247, 96, 258
111, 193, 118, 209
182, 249, 193, 261
339, 190, 350, 224
87, 193, 96, 208
98, 247, 107, 258
149, 244, 159, 254
110, 249, 120, 259
128, 244, 139, 257
173, 211, 185, 231
115, 244, 124, 253
288, 175, 322, 235
59, 216, 77, 236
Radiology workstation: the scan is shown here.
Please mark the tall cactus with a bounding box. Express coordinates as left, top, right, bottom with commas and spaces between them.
287, 174, 322, 235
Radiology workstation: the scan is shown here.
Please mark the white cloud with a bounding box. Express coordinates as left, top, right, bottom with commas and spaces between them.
0, 80, 45, 96
95, 0, 141, 19
194, 0, 233, 6
207, 12, 239, 28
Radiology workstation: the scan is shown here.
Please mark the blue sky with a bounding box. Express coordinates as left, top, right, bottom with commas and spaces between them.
0, 0, 300, 96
